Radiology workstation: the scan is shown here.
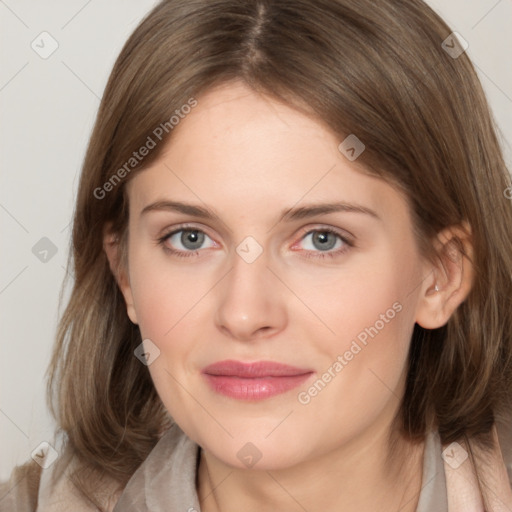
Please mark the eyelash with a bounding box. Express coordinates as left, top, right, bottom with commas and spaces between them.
156, 224, 354, 260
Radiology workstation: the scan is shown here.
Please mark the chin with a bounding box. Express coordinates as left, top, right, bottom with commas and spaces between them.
198, 432, 314, 472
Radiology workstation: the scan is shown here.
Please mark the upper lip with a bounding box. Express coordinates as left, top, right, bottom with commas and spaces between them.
202, 360, 313, 378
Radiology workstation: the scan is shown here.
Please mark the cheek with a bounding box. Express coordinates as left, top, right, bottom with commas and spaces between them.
298, 284, 415, 446
127, 246, 223, 383
296, 252, 413, 348
128, 254, 207, 419
303, 244, 419, 397
329, 283, 410, 384
129, 246, 206, 337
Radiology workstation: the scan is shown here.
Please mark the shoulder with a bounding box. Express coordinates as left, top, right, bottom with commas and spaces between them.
442, 423, 512, 510
0, 454, 123, 512
112, 423, 201, 511
38, 453, 123, 512
0, 460, 42, 512
0, 426, 188, 512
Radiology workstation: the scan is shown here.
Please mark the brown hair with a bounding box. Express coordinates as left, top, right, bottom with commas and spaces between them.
29, 0, 512, 508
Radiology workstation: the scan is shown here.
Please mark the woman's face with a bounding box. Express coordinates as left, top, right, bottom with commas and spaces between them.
118, 81, 431, 470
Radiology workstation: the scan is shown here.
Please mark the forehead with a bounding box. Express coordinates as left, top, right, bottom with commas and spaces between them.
126, 81, 410, 225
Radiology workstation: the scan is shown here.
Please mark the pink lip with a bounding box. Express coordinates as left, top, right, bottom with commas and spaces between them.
201, 360, 314, 401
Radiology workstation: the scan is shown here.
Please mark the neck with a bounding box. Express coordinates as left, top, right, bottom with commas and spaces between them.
197, 422, 425, 512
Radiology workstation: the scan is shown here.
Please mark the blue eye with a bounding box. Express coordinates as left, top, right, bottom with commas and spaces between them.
157, 225, 354, 260
157, 228, 215, 258
294, 228, 353, 260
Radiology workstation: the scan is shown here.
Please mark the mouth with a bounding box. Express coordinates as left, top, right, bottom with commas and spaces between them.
201, 360, 314, 401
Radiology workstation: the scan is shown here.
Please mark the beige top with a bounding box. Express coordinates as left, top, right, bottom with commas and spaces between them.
2, 424, 512, 511
112, 425, 449, 511
416, 429, 448, 512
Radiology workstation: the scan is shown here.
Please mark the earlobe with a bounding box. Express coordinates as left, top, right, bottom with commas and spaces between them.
102, 226, 139, 325
415, 223, 474, 330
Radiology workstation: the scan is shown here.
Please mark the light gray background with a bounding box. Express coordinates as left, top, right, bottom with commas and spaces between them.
1, 0, 511, 480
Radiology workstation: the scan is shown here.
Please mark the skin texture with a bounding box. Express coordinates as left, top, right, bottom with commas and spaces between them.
104, 81, 474, 512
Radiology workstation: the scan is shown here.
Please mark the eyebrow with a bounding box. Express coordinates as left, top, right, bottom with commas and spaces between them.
140, 200, 380, 223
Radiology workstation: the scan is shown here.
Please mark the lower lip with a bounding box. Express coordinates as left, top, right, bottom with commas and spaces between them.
202, 373, 313, 400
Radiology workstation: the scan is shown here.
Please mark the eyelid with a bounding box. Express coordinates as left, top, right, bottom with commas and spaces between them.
157, 222, 355, 255
157, 222, 217, 242
294, 224, 355, 243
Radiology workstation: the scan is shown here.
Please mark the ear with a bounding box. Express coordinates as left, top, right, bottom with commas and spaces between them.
415, 222, 474, 329
103, 223, 138, 325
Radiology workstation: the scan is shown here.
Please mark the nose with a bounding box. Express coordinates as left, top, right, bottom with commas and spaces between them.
214, 243, 287, 342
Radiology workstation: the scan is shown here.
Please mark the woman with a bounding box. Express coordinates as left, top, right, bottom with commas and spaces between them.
1, 0, 512, 510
